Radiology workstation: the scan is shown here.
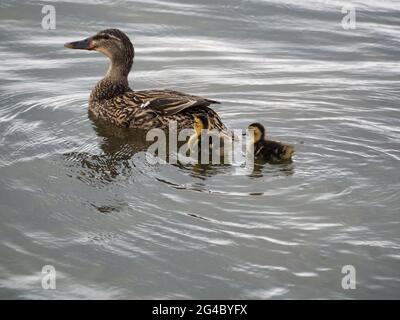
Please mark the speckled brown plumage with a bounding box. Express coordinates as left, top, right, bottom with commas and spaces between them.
65, 28, 226, 131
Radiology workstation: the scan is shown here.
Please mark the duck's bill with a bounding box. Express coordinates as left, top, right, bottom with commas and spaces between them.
64, 38, 94, 50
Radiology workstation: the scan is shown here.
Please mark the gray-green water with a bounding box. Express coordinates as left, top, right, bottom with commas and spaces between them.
0, 0, 399, 299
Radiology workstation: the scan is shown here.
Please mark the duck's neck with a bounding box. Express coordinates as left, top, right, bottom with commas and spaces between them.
90, 55, 133, 101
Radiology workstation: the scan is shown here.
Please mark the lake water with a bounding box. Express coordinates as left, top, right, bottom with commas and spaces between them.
0, 0, 399, 299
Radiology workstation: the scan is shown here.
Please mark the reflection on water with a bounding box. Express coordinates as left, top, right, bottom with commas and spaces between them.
64, 117, 151, 187
0, 0, 400, 299
249, 162, 295, 179
66, 116, 247, 187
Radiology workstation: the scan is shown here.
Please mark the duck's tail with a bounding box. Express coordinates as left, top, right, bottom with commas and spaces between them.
205, 98, 221, 105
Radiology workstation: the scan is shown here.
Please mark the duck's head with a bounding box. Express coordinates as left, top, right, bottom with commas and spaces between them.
248, 122, 265, 143
194, 115, 209, 136
64, 29, 134, 76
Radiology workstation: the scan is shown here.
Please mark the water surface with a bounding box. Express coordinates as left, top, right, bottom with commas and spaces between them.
0, 0, 399, 299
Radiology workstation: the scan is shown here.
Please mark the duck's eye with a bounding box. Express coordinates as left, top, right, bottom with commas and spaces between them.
94, 34, 110, 41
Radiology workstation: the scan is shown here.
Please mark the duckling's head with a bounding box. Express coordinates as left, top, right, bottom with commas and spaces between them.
64, 29, 134, 76
248, 122, 265, 143
194, 115, 209, 136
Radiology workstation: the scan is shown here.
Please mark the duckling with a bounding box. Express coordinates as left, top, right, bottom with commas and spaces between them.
64, 29, 226, 131
248, 123, 294, 162
188, 115, 232, 162
188, 115, 212, 152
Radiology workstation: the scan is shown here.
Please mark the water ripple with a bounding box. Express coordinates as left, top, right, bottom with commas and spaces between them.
0, 0, 399, 299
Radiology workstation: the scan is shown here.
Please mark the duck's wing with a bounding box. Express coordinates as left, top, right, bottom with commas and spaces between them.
126, 89, 220, 116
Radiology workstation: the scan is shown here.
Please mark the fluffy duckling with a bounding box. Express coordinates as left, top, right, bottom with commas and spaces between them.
248, 123, 294, 162
188, 115, 212, 151
188, 115, 232, 161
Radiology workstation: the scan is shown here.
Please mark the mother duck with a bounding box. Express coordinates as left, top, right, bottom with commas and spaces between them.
64, 29, 226, 131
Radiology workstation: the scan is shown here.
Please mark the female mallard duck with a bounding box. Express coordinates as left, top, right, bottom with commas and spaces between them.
64, 29, 226, 131
188, 115, 232, 161
248, 123, 294, 162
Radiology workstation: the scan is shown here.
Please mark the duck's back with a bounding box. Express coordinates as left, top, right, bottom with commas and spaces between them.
90, 88, 225, 131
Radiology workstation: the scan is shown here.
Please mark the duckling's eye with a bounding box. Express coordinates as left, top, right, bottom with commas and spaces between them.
102, 34, 110, 40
